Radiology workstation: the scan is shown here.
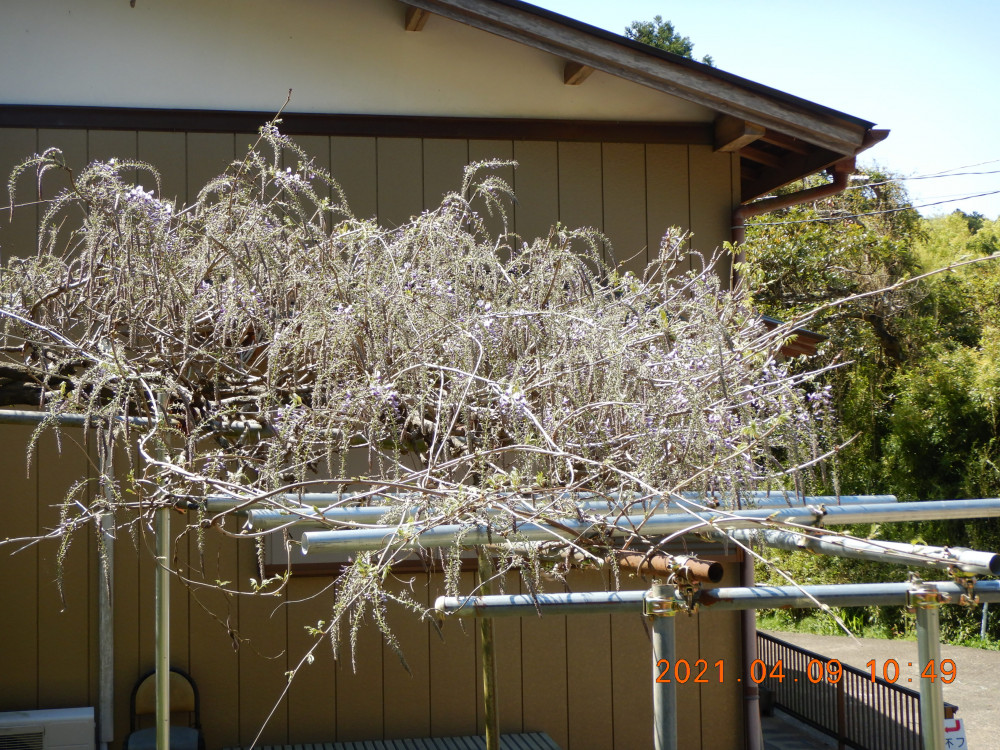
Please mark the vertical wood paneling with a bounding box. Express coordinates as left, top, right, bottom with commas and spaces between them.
423, 139, 469, 211
688, 145, 735, 273
88, 130, 135, 168
0, 425, 38, 710
331, 136, 377, 220
286, 578, 337, 742
187, 132, 235, 203
610, 572, 652, 750
136, 500, 156, 698
492, 571, 523, 734
137, 132, 187, 206
111, 462, 143, 746
512, 141, 558, 247
0, 128, 38, 261
35, 430, 92, 708
646, 144, 691, 274
382, 572, 431, 739
376, 137, 423, 228
188, 525, 241, 749
699, 563, 743, 750
237, 539, 290, 747
557, 142, 603, 266
565, 569, 613, 750
520, 574, 568, 749
335, 591, 385, 741
429, 570, 478, 737
602, 143, 648, 277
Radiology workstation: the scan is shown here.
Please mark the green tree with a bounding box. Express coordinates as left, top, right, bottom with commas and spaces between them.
625, 15, 714, 66
743, 174, 1000, 641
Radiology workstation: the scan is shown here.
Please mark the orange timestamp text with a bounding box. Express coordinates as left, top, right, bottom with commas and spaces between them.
654, 657, 958, 685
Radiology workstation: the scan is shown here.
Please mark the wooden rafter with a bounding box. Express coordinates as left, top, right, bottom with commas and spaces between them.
404, 5, 431, 31
563, 61, 594, 86
713, 115, 764, 152
740, 146, 783, 169
759, 130, 811, 155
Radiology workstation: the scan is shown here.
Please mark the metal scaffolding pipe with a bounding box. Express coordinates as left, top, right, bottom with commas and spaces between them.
97, 512, 114, 750
154, 445, 171, 750
0, 407, 272, 435
647, 584, 678, 750
727, 529, 1000, 576
302, 499, 1000, 555
226, 491, 896, 520
912, 582, 946, 750
434, 580, 1000, 618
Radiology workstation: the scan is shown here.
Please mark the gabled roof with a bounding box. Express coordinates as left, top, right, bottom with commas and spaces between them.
404, 0, 888, 201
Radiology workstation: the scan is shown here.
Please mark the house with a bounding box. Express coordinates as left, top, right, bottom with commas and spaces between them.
0, 2, 885, 748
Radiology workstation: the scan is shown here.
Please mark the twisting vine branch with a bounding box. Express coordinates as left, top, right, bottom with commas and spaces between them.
1, 125, 848, 663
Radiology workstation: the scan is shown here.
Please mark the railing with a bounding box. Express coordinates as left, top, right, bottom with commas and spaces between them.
757, 632, 957, 750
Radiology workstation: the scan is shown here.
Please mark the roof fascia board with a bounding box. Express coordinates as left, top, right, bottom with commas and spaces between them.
407, 0, 871, 155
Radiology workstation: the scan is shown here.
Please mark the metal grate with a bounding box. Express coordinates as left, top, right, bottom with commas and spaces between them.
224, 733, 560, 750
0, 732, 45, 750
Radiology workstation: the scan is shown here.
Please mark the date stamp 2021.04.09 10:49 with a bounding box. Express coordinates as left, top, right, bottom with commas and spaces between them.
653, 658, 957, 685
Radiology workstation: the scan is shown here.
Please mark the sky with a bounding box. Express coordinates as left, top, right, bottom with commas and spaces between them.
530, 0, 1000, 219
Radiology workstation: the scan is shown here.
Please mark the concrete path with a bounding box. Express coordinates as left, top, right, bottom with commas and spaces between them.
762, 630, 999, 750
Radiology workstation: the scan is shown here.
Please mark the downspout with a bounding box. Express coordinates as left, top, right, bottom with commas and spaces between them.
730, 158, 853, 750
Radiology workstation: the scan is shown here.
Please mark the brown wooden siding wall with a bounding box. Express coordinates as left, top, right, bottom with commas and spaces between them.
0, 126, 742, 750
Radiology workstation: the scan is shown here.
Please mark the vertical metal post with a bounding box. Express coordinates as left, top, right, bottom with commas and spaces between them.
910, 581, 945, 750
478, 548, 499, 750
154, 423, 171, 750
98, 510, 114, 750
645, 583, 677, 750
98, 438, 116, 750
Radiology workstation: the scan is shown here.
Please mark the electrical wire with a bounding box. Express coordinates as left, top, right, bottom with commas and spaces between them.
744, 189, 1000, 228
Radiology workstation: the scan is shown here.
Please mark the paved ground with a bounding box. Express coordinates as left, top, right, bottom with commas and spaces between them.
762, 712, 837, 750
761, 630, 1000, 750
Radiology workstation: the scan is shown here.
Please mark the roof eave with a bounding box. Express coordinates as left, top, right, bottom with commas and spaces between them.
404, 0, 874, 156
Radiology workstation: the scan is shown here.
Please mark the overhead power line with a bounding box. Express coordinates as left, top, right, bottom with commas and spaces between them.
745, 189, 1000, 228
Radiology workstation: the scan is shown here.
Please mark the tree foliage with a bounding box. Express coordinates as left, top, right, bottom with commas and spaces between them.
742, 170, 1000, 640
625, 15, 714, 66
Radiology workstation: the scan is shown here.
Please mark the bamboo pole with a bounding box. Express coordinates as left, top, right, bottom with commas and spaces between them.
477, 548, 500, 750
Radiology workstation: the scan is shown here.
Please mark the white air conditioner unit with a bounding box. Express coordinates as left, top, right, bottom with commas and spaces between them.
0, 708, 94, 750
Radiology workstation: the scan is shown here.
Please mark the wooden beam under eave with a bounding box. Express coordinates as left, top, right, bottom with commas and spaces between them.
740, 145, 784, 169
759, 130, 811, 155
404, 6, 430, 31
563, 61, 594, 85
714, 115, 765, 152
741, 146, 843, 202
